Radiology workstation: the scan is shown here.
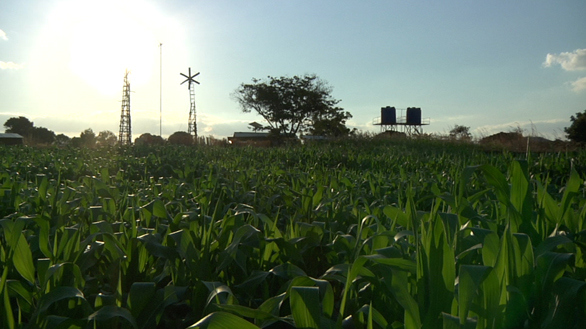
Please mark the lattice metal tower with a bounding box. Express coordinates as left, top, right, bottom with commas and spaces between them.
180, 67, 200, 138
118, 70, 132, 145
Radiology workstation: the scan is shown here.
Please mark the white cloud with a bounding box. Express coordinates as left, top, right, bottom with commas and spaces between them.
571, 76, 586, 92
543, 49, 586, 71
0, 61, 24, 70
0, 29, 7, 40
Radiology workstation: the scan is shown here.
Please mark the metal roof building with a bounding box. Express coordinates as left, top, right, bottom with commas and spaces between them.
0, 133, 24, 145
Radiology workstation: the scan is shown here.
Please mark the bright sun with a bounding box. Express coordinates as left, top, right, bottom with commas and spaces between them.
53, 0, 161, 95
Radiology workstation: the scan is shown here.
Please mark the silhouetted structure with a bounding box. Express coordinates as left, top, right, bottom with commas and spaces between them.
0, 133, 24, 145
228, 132, 271, 146
373, 106, 429, 135
180, 67, 200, 138
118, 70, 132, 145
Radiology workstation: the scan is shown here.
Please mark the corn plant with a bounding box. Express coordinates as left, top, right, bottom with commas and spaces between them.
0, 141, 584, 328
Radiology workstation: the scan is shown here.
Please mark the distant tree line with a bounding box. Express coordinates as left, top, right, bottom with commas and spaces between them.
2, 116, 206, 147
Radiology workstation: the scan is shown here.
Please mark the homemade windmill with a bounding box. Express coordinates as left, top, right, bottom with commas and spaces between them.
180, 67, 200, 138
118, 70, 131, 145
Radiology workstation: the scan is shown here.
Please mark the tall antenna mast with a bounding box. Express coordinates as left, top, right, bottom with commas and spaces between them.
180, 67, 200, 139
159, 43, 162, 137
118, 69, 132, 145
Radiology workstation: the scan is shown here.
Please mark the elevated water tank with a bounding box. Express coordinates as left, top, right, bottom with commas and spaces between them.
381, 106, 396, 125
406, 107, 422, 125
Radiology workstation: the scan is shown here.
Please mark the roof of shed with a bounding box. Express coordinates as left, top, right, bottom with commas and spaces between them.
0, 133, 24, 139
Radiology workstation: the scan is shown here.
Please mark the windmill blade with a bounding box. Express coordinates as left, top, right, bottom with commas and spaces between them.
180, 67, 200, 87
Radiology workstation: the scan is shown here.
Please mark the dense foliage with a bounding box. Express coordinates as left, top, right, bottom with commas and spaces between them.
565, 109, 586, 143
3, 117, 56, 145
0, 140, 585, 328
233, 75, 352, 137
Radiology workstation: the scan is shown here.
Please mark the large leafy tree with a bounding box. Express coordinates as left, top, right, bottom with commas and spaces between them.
80, 128, 96, 148
449, 125, 472, 141
4, 116, 57, 145
4, 116, 34, 137
168, 131, 194, 145
32, 127, 56, 145
55, 134, 71, 146
233, 74, 352, 136
96, 130, 117, 146
565, 110, 586, 143
134, 133, 164, 146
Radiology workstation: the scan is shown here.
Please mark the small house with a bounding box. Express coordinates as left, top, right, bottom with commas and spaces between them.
0, 133, 24, 146
228, 132, 271, 146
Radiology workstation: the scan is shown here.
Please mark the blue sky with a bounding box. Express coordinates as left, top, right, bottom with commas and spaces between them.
1, 0, 585, 140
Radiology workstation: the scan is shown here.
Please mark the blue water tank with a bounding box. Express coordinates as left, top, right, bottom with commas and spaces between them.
381, 106, 396, 124
406, 107, 421, 125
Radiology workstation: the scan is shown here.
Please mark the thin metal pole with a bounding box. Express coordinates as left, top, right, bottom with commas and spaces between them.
159, 43, 162, 137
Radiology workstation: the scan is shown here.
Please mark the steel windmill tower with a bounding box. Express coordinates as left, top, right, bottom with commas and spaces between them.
118, 70, 132, 145
180, 67, 200, 138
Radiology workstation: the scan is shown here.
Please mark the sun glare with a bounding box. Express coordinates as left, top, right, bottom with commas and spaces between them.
54, 0, 162, 95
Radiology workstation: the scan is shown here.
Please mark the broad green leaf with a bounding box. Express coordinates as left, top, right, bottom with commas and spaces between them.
7, 280, 33, 308
215, 304, 280, 328
88, 305, 137, 328
312, 185, 324, 208
37, 286, 86, 314
509, 161, 532, 230
14, 233, 36, 285
541, 277, 586, 328
290, 286, 321, 329
34, 216, 53, 258
288, 277, 334, 318
480, 164, 509, 206
536, 181, 560, 225
136, 286, 187, 328
257, 293, 286, 317
0, 218, 25, 251
153, 199, 167, 219
127, 282, 156, 318
419, 216, 456, 328
458, 265, 490, 324
390, 268, 421, 329
560, 169, 581, 229
269, 263, 306, 279
511, 233, 534, 294
364, 255, 417, 273
354, 304, 389, 329
481, 231, 500, 267
536, 252, 573, 290
1, 284, 15, 329
187, 311, 260, 329
442, 312, 476, 329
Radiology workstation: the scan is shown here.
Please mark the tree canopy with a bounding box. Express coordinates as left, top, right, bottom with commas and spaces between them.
449, 125, 472, 141
135, 133, 164, 146
168, 131, 193, 145
97, 130, 117, 146
4, 116, 34, 137
4, 116, 57, 145
565, 110, 586, 143
32, 127, 56, 145
233, 74, 352, 137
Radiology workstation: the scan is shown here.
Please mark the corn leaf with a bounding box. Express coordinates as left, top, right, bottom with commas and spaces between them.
187, 311, 261, 329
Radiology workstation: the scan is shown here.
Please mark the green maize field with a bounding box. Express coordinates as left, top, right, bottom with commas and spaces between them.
0, 139, 585, 329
